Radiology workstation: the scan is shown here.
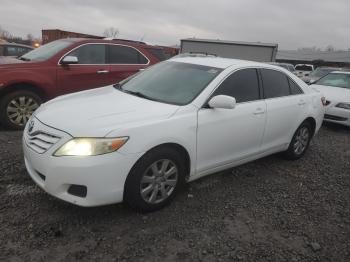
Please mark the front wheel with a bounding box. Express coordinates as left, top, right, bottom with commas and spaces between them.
0, 90, 42, 130
124, 147, 186, 212
283, 121, 312, 160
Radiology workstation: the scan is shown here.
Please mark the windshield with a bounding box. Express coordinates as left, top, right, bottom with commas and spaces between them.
119, 61, 223, 105
310, 68, 338, 78
20, 40, 72, 61
315, 73, 350, 89
295, 65, 313, 71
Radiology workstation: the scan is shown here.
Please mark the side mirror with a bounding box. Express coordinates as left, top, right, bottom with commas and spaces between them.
208, 95, 236, 109
61, 55, 78, 65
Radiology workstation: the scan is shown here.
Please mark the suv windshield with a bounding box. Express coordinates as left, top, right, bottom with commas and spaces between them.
315, 73, 350, 89
19, 40, 72, 61
119, 61, 222, 105
295, 65, 313, 71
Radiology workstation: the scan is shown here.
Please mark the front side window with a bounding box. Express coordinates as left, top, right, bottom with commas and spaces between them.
261, 69, 290, 99
68, 44, 106, 64
212, 68, 260, 103
120, 61, 222, 105
315, 73, 350, 89
0, 46, 3, 56
20, 39, 72, 61
109, 45, 148, 64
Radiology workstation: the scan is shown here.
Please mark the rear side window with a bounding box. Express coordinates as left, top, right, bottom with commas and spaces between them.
109, 45, 148, 64
288, 79, 303, 95
261, 69, 290, 99
213, 68, 260, 103
68, 44, 106, 64
0, 46, 3, 56
146, 48, 167, 61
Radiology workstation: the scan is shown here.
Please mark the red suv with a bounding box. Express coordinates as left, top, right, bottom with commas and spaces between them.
0, 38, 166, 129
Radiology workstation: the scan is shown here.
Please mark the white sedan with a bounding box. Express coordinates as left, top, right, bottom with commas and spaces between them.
23, 57, 325, 211
311, 71, 350, 126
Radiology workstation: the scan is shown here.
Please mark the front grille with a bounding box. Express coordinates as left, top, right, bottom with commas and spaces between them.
26, 130, 61, 154
324, 114, 348, 121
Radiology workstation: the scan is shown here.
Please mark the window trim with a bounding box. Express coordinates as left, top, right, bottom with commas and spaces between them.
258, 67, 304, 100
201, 67, 263, 108
58, 43, 150, 66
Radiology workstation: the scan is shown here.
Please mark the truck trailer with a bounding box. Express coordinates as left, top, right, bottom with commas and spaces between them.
180, 38, 278, 62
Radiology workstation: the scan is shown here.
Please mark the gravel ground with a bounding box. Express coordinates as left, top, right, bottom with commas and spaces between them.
0, 123, 349, 262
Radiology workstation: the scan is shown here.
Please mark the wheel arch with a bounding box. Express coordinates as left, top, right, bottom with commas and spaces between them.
303, 116, 316, 137
0, 82, 47, 101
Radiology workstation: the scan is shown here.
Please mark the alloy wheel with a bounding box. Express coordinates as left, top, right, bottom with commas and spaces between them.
140, 159, 178, 204
293, 127, 309, 155
6, 96, 39, 126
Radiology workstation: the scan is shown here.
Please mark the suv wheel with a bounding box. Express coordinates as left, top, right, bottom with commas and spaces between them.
124, 147, 186, 212
283, 121, 312, 160
0, 90, 42, 130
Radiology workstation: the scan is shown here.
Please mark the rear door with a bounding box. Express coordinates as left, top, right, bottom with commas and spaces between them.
57, 44, 111, 95
260, 68, 306, 151
196, 68, 267, 173
108, 44, 149, 84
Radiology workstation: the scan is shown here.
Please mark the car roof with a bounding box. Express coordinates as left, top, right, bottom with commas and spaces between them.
57, 38, 163, 49
329, 71, 350, 75
170, 56, 273, 69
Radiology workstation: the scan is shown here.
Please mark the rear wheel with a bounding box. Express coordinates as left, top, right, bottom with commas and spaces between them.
124, 147, 186, 212
0, 90, 42, 130
283, 121, 312, 160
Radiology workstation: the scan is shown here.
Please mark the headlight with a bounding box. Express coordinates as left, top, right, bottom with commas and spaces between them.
54, 137, 128, 156
336, 103, 350, 110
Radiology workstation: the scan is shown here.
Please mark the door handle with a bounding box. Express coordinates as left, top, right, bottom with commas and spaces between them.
253, 108, 265, 115
97, 70, 110, 74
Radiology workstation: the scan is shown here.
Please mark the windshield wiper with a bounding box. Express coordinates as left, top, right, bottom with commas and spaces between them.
113, 83, 123, 90
123, 90, 157, 101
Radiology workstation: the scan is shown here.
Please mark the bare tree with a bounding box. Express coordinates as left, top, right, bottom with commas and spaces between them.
103, 27, 119, 38
0, 25, 12, 39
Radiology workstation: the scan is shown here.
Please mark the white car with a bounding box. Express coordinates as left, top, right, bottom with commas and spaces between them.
311, 71, 350, 126
23, 57, 325, 211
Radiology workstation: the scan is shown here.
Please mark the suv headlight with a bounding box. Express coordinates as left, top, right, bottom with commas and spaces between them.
54, 137, 128, 156
336, 103, 350, 110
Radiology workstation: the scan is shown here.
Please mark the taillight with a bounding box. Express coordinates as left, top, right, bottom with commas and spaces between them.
321, 97, 327, 106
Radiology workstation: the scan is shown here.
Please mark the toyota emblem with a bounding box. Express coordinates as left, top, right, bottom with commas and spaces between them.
28, 120, 35, 133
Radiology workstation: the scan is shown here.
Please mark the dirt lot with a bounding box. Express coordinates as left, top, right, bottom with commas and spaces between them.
0, 124, 349, 262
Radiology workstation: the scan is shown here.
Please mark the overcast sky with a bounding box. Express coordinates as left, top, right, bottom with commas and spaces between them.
1, 0, 349, 50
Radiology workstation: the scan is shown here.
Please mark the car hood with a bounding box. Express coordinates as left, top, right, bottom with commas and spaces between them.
34, 86, 180, 137
0, 56, 26, 65
311, 84, 350, 103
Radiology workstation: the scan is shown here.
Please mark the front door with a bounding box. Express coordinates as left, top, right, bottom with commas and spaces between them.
196, 68, 266, 174
57, 44, 111, 95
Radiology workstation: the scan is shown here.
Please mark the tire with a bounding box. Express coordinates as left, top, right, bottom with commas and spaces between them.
0, 90, 42, 130
124, 147, 186, 212
283, 121, 312, 160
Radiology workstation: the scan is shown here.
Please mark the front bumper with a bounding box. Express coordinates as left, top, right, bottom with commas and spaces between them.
23, 118, 142, 207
